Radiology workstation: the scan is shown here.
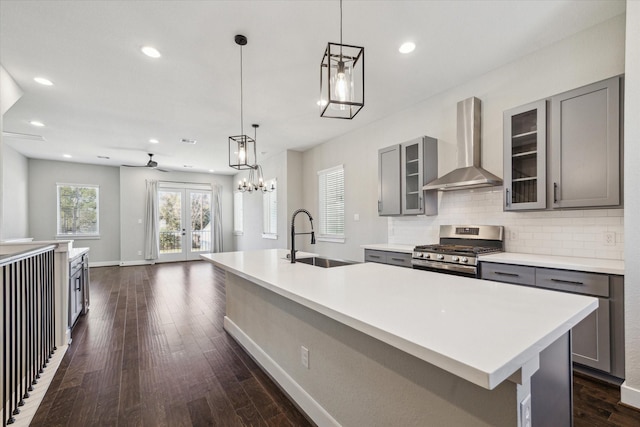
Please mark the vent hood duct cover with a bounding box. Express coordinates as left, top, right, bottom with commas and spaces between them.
423, 97, 502, 191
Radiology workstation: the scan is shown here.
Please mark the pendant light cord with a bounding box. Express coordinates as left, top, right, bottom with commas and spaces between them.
240, 44, 244, 136
339, 0, 343, 58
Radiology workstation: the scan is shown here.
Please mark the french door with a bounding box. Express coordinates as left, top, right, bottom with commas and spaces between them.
158, 186, 212, 262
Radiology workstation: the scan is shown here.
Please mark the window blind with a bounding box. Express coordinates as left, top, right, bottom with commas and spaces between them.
233, 191, 243, 235
318, 165, 344, 238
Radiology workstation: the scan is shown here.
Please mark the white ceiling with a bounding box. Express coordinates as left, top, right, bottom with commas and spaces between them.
0, 0, 626, 175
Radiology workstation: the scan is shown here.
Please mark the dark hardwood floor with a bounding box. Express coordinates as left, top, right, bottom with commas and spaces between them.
31, 261, 640, 426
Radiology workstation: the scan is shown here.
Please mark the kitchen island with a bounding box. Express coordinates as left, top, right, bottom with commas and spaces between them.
202, 249, 597, 427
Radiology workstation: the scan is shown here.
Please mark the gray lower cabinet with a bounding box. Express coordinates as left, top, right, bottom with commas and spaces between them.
69, 252, 89, 328
378, 136, 438, 216
364, 249, 412, 268
480, 262, 624, 378
551, 76, 621, 208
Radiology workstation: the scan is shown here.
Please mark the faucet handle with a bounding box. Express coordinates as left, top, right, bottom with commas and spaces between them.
311, 231, 316, 245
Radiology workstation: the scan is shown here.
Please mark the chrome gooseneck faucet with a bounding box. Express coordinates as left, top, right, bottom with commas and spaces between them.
290, 209, 316, 263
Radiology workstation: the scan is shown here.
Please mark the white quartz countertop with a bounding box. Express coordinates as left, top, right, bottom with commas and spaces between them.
360, 243, 415, 253
68, 247, 90, 261
202, 249, 596, 390
480, 252, 624, 275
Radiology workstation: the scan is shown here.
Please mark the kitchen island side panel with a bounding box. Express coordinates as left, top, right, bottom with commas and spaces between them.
224, 271, 519, 427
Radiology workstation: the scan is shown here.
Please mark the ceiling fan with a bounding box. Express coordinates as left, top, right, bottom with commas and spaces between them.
122, 153, 169, 172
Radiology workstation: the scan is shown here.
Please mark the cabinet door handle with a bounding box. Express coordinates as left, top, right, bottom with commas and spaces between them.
495, 271, 519, 277
553, 182, 559, 204
75, 277, 81, 291
378, 200, 381, 212
550, 278, 584, 286
505, 189, 510, 207
390, 257, 405, 262
369, 255, 381, 259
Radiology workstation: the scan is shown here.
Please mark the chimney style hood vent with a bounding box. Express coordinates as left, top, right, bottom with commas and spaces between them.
423, 97, 502, 191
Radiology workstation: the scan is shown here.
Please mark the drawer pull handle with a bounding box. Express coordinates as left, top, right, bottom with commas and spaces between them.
390, 257, 405, 262
369, 255, 381, 259
550, 278, 584, 286
495, 271, 519, 277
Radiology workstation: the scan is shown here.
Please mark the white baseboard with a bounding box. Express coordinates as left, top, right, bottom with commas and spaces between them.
223, 316, 340, 427
621, 381, 640, 410
88, 260, 120, 267
118, 260, 155, 266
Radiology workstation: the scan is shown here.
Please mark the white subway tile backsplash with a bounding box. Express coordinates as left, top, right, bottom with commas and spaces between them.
388, 189, 624, 260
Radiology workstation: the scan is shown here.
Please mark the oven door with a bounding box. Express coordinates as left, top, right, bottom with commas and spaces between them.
411, 258, 478, 278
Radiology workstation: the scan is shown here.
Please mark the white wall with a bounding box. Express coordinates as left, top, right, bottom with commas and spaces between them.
1, 144, 29, 239
298, 14, 626, 262
119, 167, 234, 264
28, 159, 121, 264
621, 0, 640, 410
234, 150, 304, 251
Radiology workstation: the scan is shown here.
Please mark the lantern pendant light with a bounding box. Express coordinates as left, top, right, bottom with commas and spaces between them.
237, 124, 276, 194
320, 0, 364, 119
229, 34, 256, 170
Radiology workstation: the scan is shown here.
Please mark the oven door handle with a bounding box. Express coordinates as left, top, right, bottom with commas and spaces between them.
412, 259, 477, 275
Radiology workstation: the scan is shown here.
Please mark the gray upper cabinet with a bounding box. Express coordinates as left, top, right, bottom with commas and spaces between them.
551, 76, 621, 208
378, 136, 438, 216
378, 144, 401, 216
504, 100, 547, 211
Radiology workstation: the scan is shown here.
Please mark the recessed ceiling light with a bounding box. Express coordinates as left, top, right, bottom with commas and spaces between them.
181, 138, 197, 144
63, 154, 72, 158
141, 46, 161, 58
183, 165, 193, 168
149, 138, 159, 144
208, 169, 214, 173
399, 42, 416, 54
97, 155, 110, 159
34, 77, 54, 86
29, 120, 45, 127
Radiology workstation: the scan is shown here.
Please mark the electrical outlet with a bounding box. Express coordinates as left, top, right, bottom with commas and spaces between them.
603, 232, 616, 246
300, 346, 309, 369
510, 231, 518, 240
137, 250, 142, 256
520, 394, 532, 427
353, 213, 360, 221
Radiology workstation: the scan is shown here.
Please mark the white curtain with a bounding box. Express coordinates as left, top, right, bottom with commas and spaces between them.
144, 179, 159, 260
213, 184, 223, 253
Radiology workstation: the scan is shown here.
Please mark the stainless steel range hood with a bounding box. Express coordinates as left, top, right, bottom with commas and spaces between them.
423, 97, 502, 191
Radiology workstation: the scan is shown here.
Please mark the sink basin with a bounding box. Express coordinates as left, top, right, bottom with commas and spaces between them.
295, 256, 359, 268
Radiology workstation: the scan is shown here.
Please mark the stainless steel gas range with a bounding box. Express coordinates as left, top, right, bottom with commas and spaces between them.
412, 225, 504, 277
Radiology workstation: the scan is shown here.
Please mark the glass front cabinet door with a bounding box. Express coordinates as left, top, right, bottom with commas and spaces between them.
503, 100, 547, 211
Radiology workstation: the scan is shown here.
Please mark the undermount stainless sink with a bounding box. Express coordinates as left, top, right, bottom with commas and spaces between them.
295, 256, 359, 268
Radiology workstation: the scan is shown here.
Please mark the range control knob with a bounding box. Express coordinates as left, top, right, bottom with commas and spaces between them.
451, 256, 459, 262
460, 257, 468, 263
436, 254, 444, 260
424, 254, 431, 259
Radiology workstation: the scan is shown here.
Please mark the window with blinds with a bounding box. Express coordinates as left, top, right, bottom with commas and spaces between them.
262, 185, 278, 239
317, 165, 345, 242
233, 191, 243, 235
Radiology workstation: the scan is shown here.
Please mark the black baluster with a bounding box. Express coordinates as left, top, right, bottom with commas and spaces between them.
17, 259, 24, 408
9, 263, 18, 421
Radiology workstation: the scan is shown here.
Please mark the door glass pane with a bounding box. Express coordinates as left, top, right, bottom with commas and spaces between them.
190, 191, 211, 252
159, 190, 182, 254
510, 109, 538, 204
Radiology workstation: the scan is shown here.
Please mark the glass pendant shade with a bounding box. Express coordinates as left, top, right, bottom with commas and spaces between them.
229, 134, 256, 170
320, 42, 364, 119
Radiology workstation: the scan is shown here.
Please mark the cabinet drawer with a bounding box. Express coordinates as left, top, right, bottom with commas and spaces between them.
364, 250, 387, 264
386, 253, 412, 268
481, 262, 535, 286
535, 268, 609, 297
